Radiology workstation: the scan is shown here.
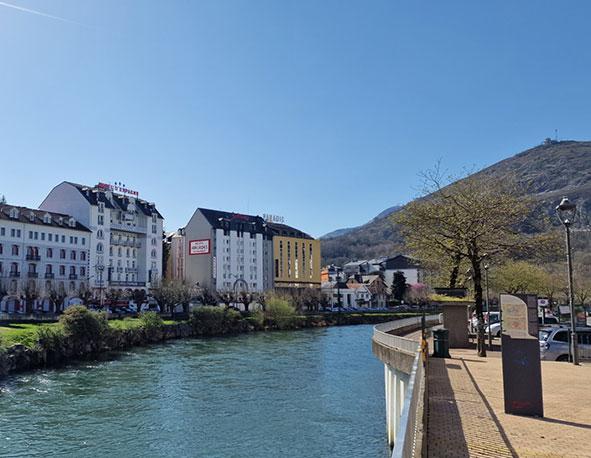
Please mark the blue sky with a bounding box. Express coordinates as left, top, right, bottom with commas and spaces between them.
1, 1, 590, 237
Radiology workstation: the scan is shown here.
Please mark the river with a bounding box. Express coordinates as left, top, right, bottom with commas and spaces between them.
0, 325, 389, 457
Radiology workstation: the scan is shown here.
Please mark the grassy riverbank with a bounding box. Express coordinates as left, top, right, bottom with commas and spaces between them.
0, 306, 421, 377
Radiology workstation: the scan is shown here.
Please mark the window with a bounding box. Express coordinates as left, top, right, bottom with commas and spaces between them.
29, 231, 33, 239
46, 264, 52, 274
69, 266, 76, 275
80, 266, 86, 276
98, 215, 104, 225
70, 250, 76, 260
43, 213, 51, 224
60, 249, 66, 259
151, 224, 157, 234
98, 202, 104, 213
48, 233, 52, 242
553, 331, 568, 343
28, 263, 36, 274
69, 218, 75, 228
151, 238, 157, 246
97, 229, 104, 239
151, 249, 157, 258
47, 248, 53, 258
16, 230, 21, 238
41, 233, 45, 241
126, 248, 130, 258
61, 235, 65, 243
109, 246, 113, 256
97, 243, 103, 253
12, 245, 18, 256
0, 228, 4, 236
118, 247, 122, 257
59, 265, 65, 276
81, 237, 85, 245
9, 208, 18, 219
0, 244, 2, 255
69, 236, 73, 244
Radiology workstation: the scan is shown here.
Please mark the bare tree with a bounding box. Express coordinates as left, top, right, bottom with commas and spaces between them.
393, 167, 537, 356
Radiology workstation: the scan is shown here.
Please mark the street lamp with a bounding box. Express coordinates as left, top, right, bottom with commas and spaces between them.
484, 264, 492, 350
556, 196, 579, 365
96, 265, 105, 311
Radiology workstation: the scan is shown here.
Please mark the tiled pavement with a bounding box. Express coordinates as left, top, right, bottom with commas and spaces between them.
426, 347, 591, 458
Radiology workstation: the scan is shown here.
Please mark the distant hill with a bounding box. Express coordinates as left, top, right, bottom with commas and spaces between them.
321, 140, 591, 266
320, 205, 401, 241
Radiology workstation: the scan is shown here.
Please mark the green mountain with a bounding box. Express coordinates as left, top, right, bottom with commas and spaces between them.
321, 140, 591, 266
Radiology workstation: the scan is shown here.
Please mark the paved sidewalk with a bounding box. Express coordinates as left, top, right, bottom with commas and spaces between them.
427, 348, 591, 458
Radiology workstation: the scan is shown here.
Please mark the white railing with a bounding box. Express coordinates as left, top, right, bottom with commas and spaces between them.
373, 315, 440, 458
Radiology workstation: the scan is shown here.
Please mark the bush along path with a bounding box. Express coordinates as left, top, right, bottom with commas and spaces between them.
0, 303, 420, 377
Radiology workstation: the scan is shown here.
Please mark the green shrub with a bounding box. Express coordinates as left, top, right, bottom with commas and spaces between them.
265, 296, 299, 329
244, 310, 265, 330
59, 306, 108, 342
190, 306, 226, 335
36, 326, 65, 351
190, 306, 245, 335
138, 311, 164, 330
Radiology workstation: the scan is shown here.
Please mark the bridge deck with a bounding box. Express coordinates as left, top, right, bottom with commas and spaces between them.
426, 348, 591, 458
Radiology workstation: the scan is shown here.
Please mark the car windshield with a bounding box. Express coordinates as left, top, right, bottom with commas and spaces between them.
539, 330, 551, 342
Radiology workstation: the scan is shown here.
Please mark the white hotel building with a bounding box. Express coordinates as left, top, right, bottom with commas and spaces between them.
40, 182, 164, 295
172, 208, 274, 293
0, 204, 91, 313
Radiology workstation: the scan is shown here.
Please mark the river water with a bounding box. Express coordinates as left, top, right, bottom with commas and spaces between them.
0, 325, 389, 457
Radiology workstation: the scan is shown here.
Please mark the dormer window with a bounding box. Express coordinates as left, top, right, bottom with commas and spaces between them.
9, 208, 19, 219
29, 212, 35, 222
43, 213, 52, 224
58, 217, 64, 225
68, 217, 76, 228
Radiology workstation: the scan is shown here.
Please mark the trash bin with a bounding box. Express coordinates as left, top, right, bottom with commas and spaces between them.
433, 328, 451, 358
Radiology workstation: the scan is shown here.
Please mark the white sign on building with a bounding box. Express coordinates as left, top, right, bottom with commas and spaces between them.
189, 239, 210, 255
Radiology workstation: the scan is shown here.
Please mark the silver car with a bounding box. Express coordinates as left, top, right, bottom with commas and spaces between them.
539, 326, 591, 362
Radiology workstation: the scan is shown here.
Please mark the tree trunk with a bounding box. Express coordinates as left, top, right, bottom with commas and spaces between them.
471, 257, 487, 357
449, 254, 462, 289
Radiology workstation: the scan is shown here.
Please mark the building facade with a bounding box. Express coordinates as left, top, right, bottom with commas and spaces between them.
381, 255, 422, 287
0, 205, 91, 312
268, 222, 321, 290
40, 182, 164, 294
182, 209, 273, 293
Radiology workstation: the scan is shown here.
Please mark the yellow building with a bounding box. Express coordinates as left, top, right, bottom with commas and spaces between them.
268, 223, 321, 289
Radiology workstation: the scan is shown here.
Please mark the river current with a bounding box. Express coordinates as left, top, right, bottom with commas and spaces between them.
0, 325, 389, 457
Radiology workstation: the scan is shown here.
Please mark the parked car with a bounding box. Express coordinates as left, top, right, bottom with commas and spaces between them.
539, 326, 591, 362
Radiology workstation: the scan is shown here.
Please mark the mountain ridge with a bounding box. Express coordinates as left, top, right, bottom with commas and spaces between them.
321, 140, 591, 266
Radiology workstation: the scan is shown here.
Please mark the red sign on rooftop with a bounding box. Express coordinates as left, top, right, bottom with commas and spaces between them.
97, 182, 139, 197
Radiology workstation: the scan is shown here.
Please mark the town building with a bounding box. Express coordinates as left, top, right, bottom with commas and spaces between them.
39, 182, 164, 295
268, 222, 321, 290
0, 204, 91, 313
381, 255, 422, 287
360, 275, 388, 308
320, 264, 342, 283
180, 208, 273, 293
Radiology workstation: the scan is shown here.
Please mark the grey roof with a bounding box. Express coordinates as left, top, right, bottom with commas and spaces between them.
0, 205, 91, 232
66, 182, 163, 219
266, 222, 313, 240
198, 208, 270, 234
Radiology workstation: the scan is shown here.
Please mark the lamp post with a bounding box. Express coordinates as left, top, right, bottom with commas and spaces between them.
556, 196, 579, 365
484, 264, 492, 350
96, 265, 105, 311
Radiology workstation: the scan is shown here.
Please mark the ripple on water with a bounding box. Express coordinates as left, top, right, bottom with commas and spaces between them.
0, 326, 390, 458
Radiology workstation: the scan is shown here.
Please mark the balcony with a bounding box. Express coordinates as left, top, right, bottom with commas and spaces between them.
44, 273, 55, 279
110, 222, 146, 234
125, 267, 138, 273
69, 274, 78, 280
109, 280, 146, 287
9, 271, 20, 278
26, 254, 41, 261
27, 272, 39, 278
